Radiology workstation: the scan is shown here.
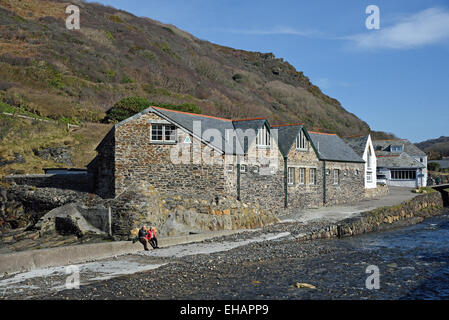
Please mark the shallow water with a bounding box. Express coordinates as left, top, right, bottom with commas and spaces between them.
341, 211, 449, 299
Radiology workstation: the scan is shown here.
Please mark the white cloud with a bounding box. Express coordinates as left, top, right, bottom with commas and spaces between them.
348, 7, 449, 50
218, 25, 321, 37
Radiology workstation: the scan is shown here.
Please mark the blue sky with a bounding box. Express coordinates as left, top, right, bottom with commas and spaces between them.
90, 0, 449, 142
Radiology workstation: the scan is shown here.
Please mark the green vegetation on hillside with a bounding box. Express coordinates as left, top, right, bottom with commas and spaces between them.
0, 114, 112, 178
0, 0, 371, 137
416, 136, 449, 159
104, 96, 201, 122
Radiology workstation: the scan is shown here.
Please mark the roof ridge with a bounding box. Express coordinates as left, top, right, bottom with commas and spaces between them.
271, 123, 304, 127
232, 117, 267, 122
377, 155, 401, 158
152, 106, 233, 122
308, 131, 337, 136
343, 134, 366, 138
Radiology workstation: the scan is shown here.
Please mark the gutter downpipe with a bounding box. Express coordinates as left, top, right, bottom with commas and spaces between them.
237, 156, 241, 201
323, 160, 327, 205
284, 156, 288, 208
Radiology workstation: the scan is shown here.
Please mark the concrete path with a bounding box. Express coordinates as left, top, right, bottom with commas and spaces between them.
0, 231, 292, 298
279, 187, 419, 223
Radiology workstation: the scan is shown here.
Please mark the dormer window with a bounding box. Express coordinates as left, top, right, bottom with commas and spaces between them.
296, 130, 308, 151
390, 145, 403, 153
256, 125, 270, 147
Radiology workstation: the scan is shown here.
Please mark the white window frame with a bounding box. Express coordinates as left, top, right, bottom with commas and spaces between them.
391, 170, 416, 180
240, 164, 247, 173
367, 171, 373, 183
287, 167, 295, 185
367, 148, 372, 170
299, 168, 305, 185
333, 169, 339, 185
309, 168, 316, 185
256, 125, 270, 148
227, 164, 234, 172
391, 145, 403, 153
151, 124, 177, 143
296, 130, 308, 151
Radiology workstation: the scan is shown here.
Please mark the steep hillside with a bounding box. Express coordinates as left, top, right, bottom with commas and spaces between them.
0, 0, 371, 135
416, 136, 449, 160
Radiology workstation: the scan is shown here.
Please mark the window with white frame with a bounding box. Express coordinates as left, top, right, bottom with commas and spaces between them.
309, 168, 316, 185
256, 125, 270, 147
296, 130, 308, 151
391, 170, 416, 180
367, 171, 373, 182
287, 167, 295, 185
299, 168, 305, 185
390, 145, 403, 153
333, 169, 339, 185
151, 124, 177, 143
240, 164, 247, 173
227, 164, 233, 172
367, 148, 372, 170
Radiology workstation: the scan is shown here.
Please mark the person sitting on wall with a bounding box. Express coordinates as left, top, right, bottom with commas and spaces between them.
138, 225, 150, 251
147, 226, 160, 249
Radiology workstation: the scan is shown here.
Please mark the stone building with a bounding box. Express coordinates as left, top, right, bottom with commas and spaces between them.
88, 106, 366, 212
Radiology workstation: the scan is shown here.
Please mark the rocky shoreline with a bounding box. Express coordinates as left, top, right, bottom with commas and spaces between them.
0, 190, 447, 300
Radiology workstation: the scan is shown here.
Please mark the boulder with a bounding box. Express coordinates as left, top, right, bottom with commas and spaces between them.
34, 203, 107, 237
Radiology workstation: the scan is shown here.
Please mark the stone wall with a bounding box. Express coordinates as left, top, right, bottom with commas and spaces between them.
0, 184, 90, 232
87, 182, 279, 239
91, 129, 115, 198
285, 137, 323, 209
365, 184, 389, 199
237, 140, 285, 213
112, 112, 228, 199
324, 161, 365, 206
2, 173, 93, 193
296, 191, 445, 241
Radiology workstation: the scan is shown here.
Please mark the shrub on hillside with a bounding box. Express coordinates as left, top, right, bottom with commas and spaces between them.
104, 97, 201, 122
428, 162, 441, 172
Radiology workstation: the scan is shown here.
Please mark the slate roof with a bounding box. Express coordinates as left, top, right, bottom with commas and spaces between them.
98, 106, 365, 164
342, 135, 369, 158
108, 106, 269, 155
273, 124, 305, 157
308, 132, 365, 163
232, 118, 269, 154
377, 152, 425, 169
372, 139, 426, 157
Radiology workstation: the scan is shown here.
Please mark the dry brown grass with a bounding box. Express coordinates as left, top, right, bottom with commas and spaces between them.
0, 115, 113, 177
0, 0, 69, 20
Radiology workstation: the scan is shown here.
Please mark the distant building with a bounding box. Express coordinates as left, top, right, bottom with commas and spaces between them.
372, 139, 427, 188
343, 135, 377, 189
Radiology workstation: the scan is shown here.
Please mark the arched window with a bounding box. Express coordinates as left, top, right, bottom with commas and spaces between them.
296, 130, 308, 151
367, 148, 372, 170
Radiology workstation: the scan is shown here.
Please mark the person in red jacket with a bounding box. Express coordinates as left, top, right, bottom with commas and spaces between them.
146, 227, 160, 249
